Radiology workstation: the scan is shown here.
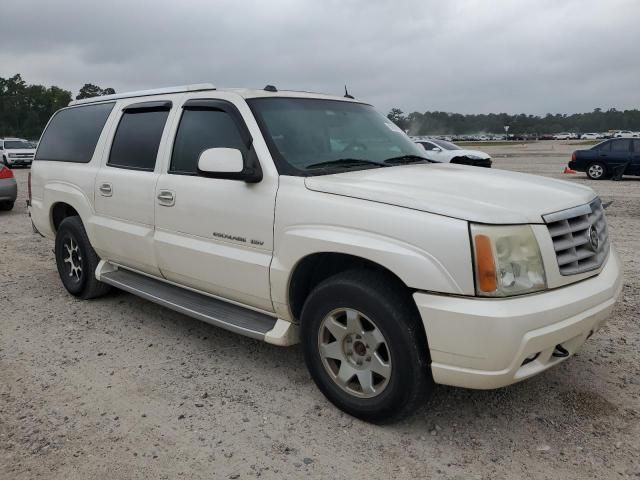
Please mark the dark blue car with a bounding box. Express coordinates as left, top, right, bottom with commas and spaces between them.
569, 138, 640, 179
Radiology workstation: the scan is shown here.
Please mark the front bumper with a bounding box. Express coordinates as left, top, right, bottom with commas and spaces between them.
414, 246, 623, 389
5, 157, 33, 166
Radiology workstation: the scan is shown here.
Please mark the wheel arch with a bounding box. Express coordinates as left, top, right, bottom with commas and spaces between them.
43, 182, 94, 235
287, 252, 411, 323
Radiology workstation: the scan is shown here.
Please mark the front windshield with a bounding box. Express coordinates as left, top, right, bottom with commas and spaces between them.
431, 139, 461, 151
4, 140, 32, 149
248, 98, 426, 174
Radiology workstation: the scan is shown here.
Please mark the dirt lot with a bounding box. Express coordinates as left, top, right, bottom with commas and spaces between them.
1, 141, 639, 479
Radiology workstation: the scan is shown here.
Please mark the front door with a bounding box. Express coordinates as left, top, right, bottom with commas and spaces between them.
93, 100, 173, 276
154, 97, 277, 312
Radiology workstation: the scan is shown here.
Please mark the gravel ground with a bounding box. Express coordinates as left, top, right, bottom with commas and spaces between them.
1, 141, 639, 479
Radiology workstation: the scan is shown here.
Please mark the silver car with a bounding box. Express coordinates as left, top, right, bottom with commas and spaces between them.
0, 165, 17, 211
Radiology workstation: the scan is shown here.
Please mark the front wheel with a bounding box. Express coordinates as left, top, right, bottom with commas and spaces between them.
55, 216, 111, 299
587, 162, 607, 180
300, 269, 433, 422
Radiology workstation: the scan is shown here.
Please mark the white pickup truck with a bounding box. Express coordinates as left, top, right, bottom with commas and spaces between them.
29, 84, 623, 422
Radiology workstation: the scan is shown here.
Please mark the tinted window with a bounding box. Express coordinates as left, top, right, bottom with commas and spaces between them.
420, 142, 438, 151
633, 139, 640, 153
108, 109, 169, 171
5, 140, 31, 149
35, 102, 114, 163
611, 139, 631, 152
171, 109, 247, 174
249, 98, 424, 174
594, 141, 610, 152
432, 139, 461, 150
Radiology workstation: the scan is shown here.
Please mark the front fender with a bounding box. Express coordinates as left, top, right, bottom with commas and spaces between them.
270, 225, 469, 321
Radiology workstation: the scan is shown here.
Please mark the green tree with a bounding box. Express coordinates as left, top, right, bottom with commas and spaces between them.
0, 74, 72, 139
76, 83, 116, 100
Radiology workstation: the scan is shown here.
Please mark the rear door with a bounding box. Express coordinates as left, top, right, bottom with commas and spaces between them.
153, 94, 278, 311
608, 138, 632, 172
92, 99, 174, 275
631, 140, 640, 175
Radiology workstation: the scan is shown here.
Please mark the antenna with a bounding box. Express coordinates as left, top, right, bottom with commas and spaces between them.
344, 85, 354, 99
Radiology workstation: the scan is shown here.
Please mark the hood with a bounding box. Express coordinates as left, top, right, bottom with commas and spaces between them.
6, 148, 35, 155
304, 163, 596, 224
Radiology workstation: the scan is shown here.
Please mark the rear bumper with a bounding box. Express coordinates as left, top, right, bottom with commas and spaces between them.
0, 180, 17, 202
414, 246, 623, 389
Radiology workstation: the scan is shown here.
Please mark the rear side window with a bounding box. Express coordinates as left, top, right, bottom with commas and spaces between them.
170, 109, 247, 174
108, 106, 170, 171
611, 139, 631, 152
632, 139, 640, 152
35, 102, 114, 163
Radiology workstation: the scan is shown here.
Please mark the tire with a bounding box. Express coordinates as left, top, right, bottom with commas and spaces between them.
300, 269, 433, 422
0, 201, 14, 211
2, 157, 10, 168
586, 162, 607, 180
55, 216, 111, 299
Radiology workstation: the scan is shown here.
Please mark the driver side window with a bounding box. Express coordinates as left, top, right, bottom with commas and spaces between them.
420, 142, 438, 151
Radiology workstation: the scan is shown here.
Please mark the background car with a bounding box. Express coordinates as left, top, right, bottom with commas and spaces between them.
553, 132, 573, 140
580, 132, 602, 140
613, 130, 637, 138
415, 138, 492, 167
569, 138, 640, 179
0, 137, 36, 168
0, 164, 17, 210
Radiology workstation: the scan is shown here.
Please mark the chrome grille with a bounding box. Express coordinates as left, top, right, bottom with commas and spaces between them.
543, 197, 609, 276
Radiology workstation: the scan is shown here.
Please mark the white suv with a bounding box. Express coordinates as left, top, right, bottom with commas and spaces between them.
1, 137, 36, 167
29, 84, 623, 422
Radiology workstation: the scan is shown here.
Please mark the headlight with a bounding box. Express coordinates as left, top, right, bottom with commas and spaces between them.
470, 224, 546, 297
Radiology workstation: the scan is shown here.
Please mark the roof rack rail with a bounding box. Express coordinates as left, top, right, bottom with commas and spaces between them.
68, 83, 217, 106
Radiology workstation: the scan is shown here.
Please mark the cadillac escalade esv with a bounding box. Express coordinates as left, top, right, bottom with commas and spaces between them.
29, 84, 623, 422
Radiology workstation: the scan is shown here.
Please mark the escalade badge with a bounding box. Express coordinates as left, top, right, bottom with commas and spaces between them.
588, 225, 599, 251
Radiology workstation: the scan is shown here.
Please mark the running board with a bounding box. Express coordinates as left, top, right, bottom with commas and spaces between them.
97, 263, 298, 345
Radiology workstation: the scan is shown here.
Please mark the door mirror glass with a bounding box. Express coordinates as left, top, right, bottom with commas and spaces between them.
198, 148, 243, 174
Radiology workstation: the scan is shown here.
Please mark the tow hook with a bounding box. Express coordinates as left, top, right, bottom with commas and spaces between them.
552, 344, 570, 358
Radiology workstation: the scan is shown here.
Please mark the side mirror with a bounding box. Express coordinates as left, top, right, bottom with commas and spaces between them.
433, 147, 442, 152
198, 148, 244, 174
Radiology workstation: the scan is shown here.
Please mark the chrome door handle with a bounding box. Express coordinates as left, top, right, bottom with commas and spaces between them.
157, 190, 175, 206
99, 183, 112, 196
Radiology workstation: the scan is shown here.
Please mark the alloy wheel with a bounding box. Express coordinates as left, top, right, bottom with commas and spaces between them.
317, 308, 392, 398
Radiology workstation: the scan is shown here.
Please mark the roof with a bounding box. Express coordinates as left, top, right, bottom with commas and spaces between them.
68, 83, 358, 106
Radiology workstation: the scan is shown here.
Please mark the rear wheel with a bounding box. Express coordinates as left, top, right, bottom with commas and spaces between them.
0, 201, 14, 211
55, 216, 111, 299
587, 162, 606, 180
300, 269, 433, 422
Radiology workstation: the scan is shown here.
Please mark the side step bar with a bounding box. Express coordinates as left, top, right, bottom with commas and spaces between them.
97, 262, 298, 346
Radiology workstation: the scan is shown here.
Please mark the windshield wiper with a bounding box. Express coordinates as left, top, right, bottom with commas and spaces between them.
306, 158, 386, 170
383, 155, 431, 165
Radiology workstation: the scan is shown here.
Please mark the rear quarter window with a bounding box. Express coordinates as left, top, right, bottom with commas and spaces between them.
35, 102, 115, 163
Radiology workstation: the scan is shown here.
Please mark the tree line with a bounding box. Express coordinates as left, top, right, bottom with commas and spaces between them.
387, 108, 640, 136
0, 74, 115, 140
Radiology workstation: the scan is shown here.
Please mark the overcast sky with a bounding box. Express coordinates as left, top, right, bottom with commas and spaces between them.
2, 0, 639, 115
